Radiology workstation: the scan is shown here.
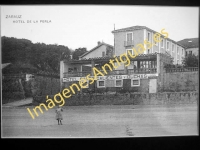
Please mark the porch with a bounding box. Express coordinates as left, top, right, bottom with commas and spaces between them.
61, 53, 161, 78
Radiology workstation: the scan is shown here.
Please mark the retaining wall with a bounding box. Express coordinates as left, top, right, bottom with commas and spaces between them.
32, 92, 198, 106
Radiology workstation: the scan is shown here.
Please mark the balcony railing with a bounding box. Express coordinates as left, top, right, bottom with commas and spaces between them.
124, 40, 134, 47
128, 68, 157, 74
63, 71, 90, 77
108, 70, 126, 75
165, 67, 198, 73
63, 68, 158, 77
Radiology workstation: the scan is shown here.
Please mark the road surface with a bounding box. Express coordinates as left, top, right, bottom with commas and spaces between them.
2, 104, 198, 138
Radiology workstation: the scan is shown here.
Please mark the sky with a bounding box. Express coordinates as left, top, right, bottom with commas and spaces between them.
1, 5, 199, 50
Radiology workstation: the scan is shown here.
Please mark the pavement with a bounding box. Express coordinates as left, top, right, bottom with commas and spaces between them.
2, 97, 33, 107
1, 104, 198, 138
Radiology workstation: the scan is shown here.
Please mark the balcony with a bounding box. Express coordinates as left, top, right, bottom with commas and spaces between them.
63, 71, 90, 77
128, 68, 157, 74
63, 68, 157, 78
124, 40, 134, 47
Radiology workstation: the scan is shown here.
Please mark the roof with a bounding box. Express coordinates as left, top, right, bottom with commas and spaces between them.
1, 63, 11, 69
177, 38, 199, 49
111, 25, 187, 48
79, 42, 113, 58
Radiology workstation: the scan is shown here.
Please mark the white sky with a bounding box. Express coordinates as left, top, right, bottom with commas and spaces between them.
1, 5, 199, 50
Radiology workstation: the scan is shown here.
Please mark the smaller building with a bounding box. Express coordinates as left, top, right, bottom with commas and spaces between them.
79, 41, 114, 60
177, 38, 199, 56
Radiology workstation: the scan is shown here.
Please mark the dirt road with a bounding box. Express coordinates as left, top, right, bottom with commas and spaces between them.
2, 104, 198, 138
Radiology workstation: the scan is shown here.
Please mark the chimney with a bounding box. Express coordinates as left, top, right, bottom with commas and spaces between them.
98, 41, 101, 45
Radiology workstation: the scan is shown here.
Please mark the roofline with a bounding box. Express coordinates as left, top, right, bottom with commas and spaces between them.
79, 42, 113, 58
112, 26, 187, 48
177, 38, 199, 48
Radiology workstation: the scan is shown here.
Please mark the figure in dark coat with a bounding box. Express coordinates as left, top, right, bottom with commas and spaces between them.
55, 106, 63, 125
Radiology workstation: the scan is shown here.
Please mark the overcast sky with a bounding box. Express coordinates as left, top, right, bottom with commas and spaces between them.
1, 5, 199, 50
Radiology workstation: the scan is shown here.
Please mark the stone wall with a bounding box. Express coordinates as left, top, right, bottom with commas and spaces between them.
31, 75, 60, 96
160, 71, 198, 92
32, 92, 198, 106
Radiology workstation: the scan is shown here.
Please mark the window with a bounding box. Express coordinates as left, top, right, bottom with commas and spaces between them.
147, 32, 151, 41
131, 79, 140, 87
97, 80, 105, 88
161, 38, 164, 48
154, 36, 159, 46
115, 80, 123, 87
126, 49, 133, 55
186, 51, 188, 56
147, 49, 150, 54
177, 59, 179, 64
126, 32, 133, 46
102, 51, 105, 57
189, 51, 192, 55
177, 47, 179, 55
127, 32, 133, 41
172, 44, 174, 52
166, 41, 169, 50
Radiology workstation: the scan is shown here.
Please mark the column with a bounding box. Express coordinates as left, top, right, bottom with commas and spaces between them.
91, 60, 95, 76
60, 60, 64, 92
157, 53, 160, 74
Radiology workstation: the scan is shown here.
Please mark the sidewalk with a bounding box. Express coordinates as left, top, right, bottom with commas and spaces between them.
2, 97, 33, 107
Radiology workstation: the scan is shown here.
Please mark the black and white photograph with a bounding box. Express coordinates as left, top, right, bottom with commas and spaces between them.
1, 5, 199, 138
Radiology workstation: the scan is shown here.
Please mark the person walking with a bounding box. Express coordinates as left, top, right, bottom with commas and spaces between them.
55, 106, 63, 125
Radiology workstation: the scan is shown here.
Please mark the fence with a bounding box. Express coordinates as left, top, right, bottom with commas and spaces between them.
165, 67, 198, 73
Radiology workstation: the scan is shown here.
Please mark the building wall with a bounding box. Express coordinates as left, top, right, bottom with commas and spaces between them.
186, 47, 199, 56
82, 45, 108, 59
114, 29, 144, 56
114, 28, 186, 65
114, 31, 126, 56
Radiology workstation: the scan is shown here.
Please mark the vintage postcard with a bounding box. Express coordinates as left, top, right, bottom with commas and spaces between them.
1, 5, 199, 138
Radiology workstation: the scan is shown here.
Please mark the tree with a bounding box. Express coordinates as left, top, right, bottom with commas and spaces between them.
182, 54, 199, 67
1, 36, 71, 74
72, 48, 87, 60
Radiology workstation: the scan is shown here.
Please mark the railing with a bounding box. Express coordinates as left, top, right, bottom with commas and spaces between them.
108, 70, 125, 75
63, 71, 90, 77
63, 68, 158, 77
165, 67, 198, 73
124, 40, 134, 47
128, 68, 157, 74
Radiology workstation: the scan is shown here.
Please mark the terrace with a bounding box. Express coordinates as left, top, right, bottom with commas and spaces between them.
62, 53, 164, 78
